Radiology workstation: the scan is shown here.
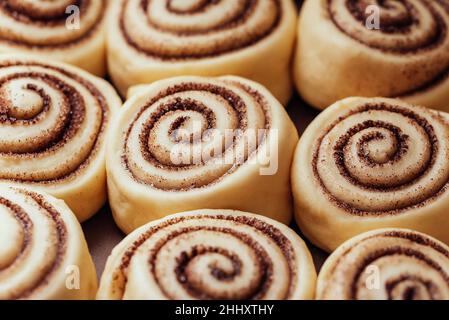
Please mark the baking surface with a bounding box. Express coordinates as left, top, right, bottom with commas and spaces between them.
82, 92, 329, 279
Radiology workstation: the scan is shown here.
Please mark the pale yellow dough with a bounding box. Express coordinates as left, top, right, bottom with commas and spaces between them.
317, 228, 449, 300
107, 76, 299, 233
0, 54, 121, 222
292, 97, 449, 252
0, 185, 97, 299
0, 0, 109, 76
97, 209, 316, 300
107, 0, 298, 105
294, 0, 449, 111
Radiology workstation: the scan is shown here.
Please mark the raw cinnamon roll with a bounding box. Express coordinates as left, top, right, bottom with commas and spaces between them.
295, 0, 449, 111
107, 0, 297, 105
0, 185, 97, 300
0, 0, 108, 76
317, 228, 449, 300
0, 54, 121, 222
292, 97, 449, 252
107, 76, 298, 234
97, 209, 316, 300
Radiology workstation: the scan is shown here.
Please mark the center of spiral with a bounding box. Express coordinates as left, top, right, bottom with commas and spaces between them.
0, 81, 45, 120
175, 245, 245, 299
358, 129, 399, 164
388, 278, 434, 300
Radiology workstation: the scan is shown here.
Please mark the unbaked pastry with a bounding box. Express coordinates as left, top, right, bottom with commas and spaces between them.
97, 209, 316, 300
0, 54, 121, 222
292, 97, 449, 252
317, 228, 449, 300
107, 0, 297, 105
0, 185, 97, 299
294, 0, 449, 111
107, 76, 299, 233
0, 0, 108, 76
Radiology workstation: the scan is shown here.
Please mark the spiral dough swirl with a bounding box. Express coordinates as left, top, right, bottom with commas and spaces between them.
328, 0, 449, 95
0, 186, 97, 299
0, 59, 107, 183
118, 0, 282, 59
0, 0, 105, 48
295, 0, 449, 111
317, 229, 449, 300
121, 78, 271, 191
0, 55, 120, 221
97, 210, 316, 300
313, 99, 449, 214
292, 97, 449, 251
